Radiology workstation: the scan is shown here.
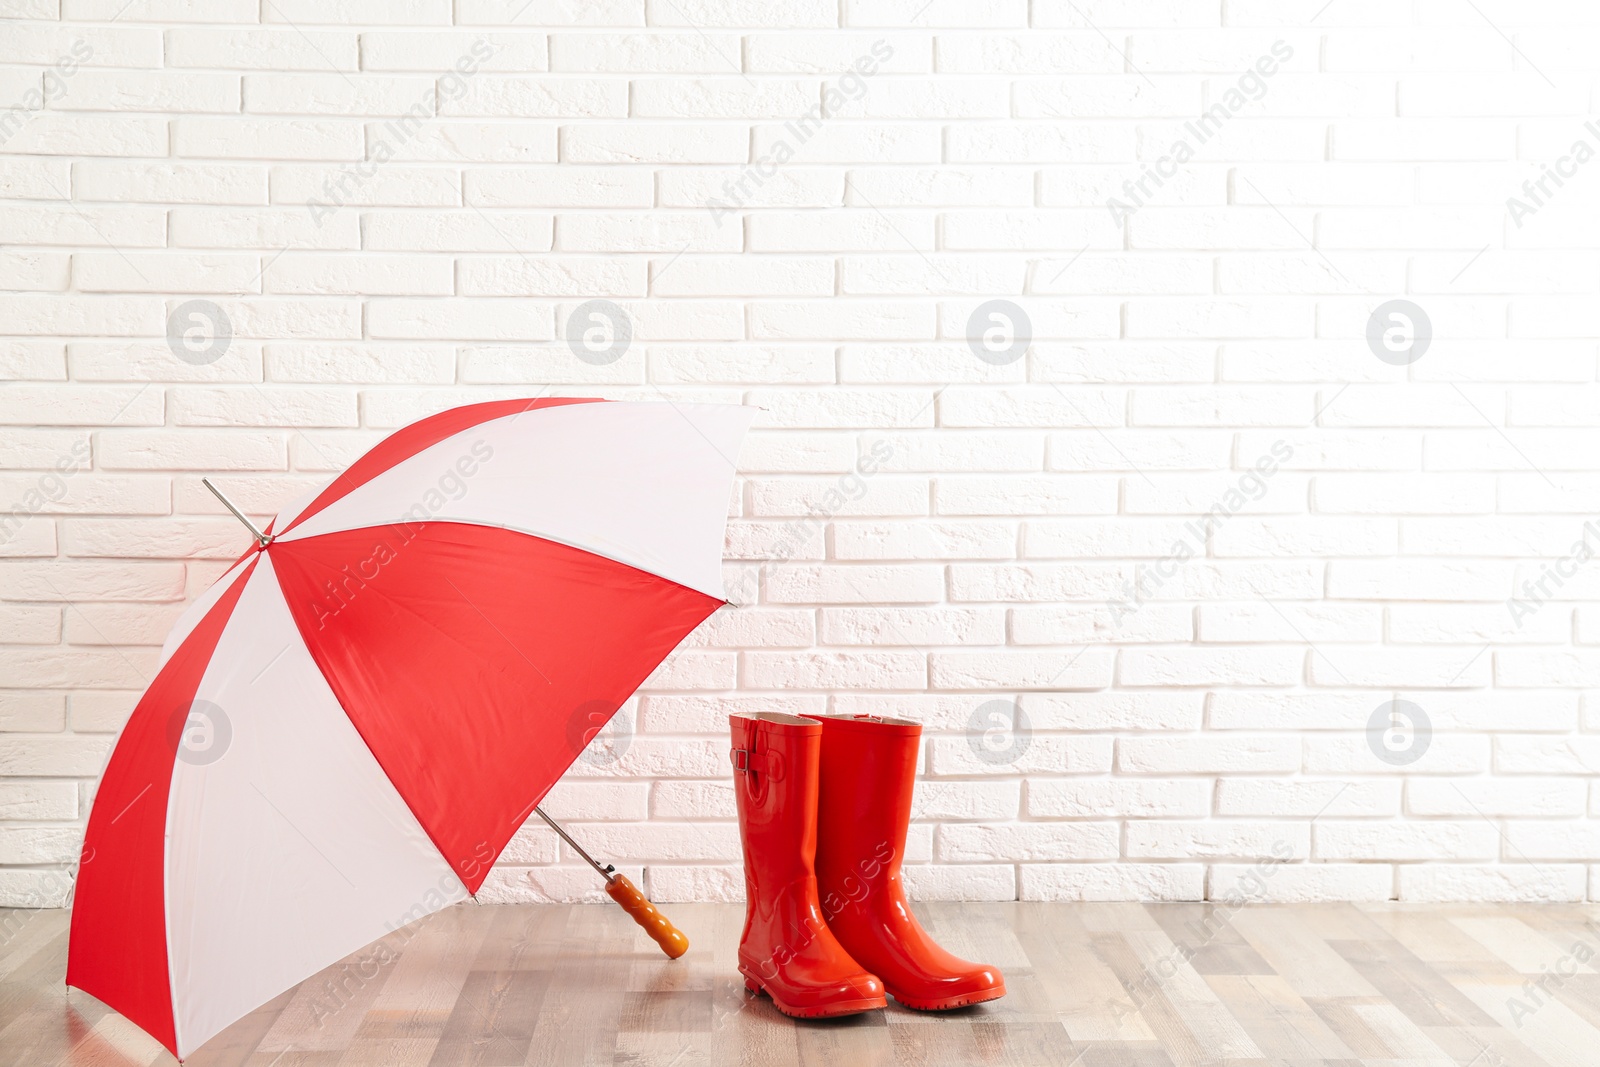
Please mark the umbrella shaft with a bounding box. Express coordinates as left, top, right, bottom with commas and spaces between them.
533, 806, 613, 882
202, 477, 270, 547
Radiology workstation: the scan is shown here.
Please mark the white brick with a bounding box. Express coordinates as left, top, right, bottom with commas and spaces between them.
834, 519, 1015, 560
263, 254, 452, 296
557, 212, 737, 253
649, 0, 833, 28
175, 118, 364, 160
848, 0, 1024, 28
651, 256, 833, 298
366, 299, 552, 341
0, 827, 81, 865
0, 252, 68, 293
0, 736, 113, 777
847, 166, 1033, 206
1208, 863, 1393, 902
650, 344, 833, 384
930, 649, 1114, 690
361, 31, 545, 71
748, 33, 929, 73
1328, 560, 1510, 600
1029, 779, 1209, 819
938, 823, 1119, 863
1407, 779, 1584, 817
551, 33, 731, 73
747, 210, 932, 252
73, 253, 261, 295
742, 650, 924, 689
753, 124, 940, 164
0, 689, 65, 729
262, 0, 449, 25
1198, 603, 1382, 644
1398, 865, 1585, 903
935, 34, 1120, 74
95, 432, 285, 471
938, 474, 1119, 517
0, 779, 76, 820
464, 166, 651, 207
560, 124, 746, 163
73, 161, 266, 204
667, 164, 839, 214
271, 165, 459, 208
1305, 735, 1488, 775
372, 121, 555, 162
170, 387, 357, 428
1013, 603, 1192, 644
928, 734, 1113, 777
169, 207, 359, 250
1119, 736, 1299, 775
0, 206, 165, 249
902, 864, 1015, 901
440, 77, 624, 119
747, 300, 932, 341
363, 210, 551, 252
940, 387, 1124, 429
0, 473, 167, 514
2, 115, 168, 158
764, 564, 942, 604
1129, 821, 1310, 861
61, 71, 239, 112
820, 607, 1004, 646
0, 159, 72, 203
1315, 821, 1496, 861
1215, 779, 1399, 818
1021, 863, 1204, 902
167, 28, 360, 70
0, 383, 163, 424
1119, 648, 1304, 687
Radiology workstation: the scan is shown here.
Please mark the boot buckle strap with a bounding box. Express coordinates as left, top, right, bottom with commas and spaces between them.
730, 747, 784, 780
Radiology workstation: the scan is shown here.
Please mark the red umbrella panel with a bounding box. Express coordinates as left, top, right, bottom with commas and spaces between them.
67, 398, 753, 1060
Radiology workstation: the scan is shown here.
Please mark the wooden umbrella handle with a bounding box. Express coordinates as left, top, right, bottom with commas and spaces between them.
605, 874, 689, 959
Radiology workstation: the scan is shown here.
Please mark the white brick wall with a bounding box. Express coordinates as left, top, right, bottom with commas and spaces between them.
2, 1, 1598, 908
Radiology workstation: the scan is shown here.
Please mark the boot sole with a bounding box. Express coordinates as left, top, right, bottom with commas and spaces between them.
890, 984, 1007, 1011
742, 975, 886, 1018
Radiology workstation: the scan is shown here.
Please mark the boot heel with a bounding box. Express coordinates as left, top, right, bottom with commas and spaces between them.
743, 977, 762, 995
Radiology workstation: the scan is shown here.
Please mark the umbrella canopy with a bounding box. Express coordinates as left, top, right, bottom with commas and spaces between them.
67, 398, 752, 1060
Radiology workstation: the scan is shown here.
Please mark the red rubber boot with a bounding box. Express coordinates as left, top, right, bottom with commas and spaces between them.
730, 712, 886, 1018
814, 714, 1007, 1011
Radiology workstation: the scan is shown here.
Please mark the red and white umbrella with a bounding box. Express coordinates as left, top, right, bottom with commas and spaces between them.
67, 398, 752, 1060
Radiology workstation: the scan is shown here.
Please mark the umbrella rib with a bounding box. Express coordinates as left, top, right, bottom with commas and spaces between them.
250, 783, 357, 889
250, 640, 294, 686
108, 782, 152, 825
440, 576, 552, 686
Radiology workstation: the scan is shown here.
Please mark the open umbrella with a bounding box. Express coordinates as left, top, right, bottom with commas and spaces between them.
67, 397, 752, 1060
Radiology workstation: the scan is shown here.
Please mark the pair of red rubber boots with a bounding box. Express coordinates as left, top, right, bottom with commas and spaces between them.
729, 712, 1005, 1017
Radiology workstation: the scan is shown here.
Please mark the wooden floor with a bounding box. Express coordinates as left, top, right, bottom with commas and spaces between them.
3, 901, 1599, 1066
